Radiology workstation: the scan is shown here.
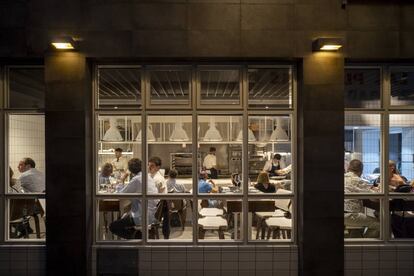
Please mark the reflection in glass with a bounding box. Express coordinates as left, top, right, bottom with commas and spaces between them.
248, 68, 292, 109
147, 116, 193, 194
198, 199, 242, 241
98, 67, 141, 108
8, 115, 45, 194
391, 69, 414, 106
344, 198, 381, 239
248, 116, 292, 194
344, 114, 381, 186
198, 116, 243, 194
8, 198, 45, 239
149, 69, 191, 105
8, 67, 45, 109
97, 115, 141, 194
389, 115, 414, 193
199, 69, 240, 105
148, 199, 193, 241
345, 68, 381, 108
97, 199, 142, 240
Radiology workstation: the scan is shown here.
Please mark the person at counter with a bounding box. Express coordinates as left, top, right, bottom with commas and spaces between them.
388, 160, 407, 190
263, 154, 286, 177
109, 158, 159, 239
198, 171, 218, 194
99, 163, 113, 186
111, 148, 128, 177
203, 147, 218, 179
166, 169, 186, 193
17, 157, 45, 193
344, 159, 379, 238
254, 172, 276, 193
148, 156, 166, 194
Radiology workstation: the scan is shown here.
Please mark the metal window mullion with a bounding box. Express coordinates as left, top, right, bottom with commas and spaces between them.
142, 70, 148, 244
291, 65, 297, 244
192, 67, 198, 245
242, 66, 249, 244
382, 68, 391, 242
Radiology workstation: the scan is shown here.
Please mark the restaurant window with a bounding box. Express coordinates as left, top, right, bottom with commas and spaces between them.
3, 66, 46, 241
248, 67, 292, 109
345, 67, 381, 109
345, 65, 414, 242
94, 64, 295, 244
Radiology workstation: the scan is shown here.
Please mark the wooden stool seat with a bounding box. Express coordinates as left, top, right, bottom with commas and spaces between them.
198, 216, 228, 239
265, 217, 292, 239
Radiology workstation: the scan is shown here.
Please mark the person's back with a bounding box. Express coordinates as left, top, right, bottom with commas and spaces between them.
20, 168, 45, 193
198, 178, 212, 193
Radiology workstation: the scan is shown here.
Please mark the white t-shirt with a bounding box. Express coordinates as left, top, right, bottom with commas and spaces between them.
203, 154, 217, 170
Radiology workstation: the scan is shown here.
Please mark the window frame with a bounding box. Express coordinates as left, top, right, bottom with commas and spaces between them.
93, 63, 297, 245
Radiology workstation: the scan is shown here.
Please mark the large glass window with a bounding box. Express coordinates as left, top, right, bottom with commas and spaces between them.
390, 68, 414, 106
345, 68, 381, 109
94, 65, 296, 244
3, 66, 46, 241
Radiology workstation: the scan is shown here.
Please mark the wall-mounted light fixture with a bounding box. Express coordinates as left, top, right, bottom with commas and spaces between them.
312, 38, 343, 52
51, 36, 75, 50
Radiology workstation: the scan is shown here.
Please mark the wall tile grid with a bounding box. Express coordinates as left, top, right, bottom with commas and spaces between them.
9, 115, 45, 179
0, 246, 46, 276
345, 245, 414, 276
96, 245, 298, 276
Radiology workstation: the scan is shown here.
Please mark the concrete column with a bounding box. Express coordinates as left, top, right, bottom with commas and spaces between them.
44, 52, 92, 276
298, 53, 344, 275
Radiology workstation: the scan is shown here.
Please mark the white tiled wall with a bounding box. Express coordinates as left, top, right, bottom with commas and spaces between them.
8, 115, 45, 178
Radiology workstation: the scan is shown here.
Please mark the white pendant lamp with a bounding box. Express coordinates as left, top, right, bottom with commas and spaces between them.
236, 128, 256, 142
169, 117, 189, 142
269, 117, 289, 141
203, 117, 223, 142
135, 124, 156, 142
102, 118, 123, 141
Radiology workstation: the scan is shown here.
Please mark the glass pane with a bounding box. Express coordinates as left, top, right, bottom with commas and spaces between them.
390, 198, 414, 239
248, 68, 292, 109
345, 68, 381, 108
97, 198, 142, 240
198, 198, 242, 241
147, 115, 193, 195
249, 199, 292, 241
97, 115, 141, 194
149, 69, 190, 105
8, 67, 45, 109
344, 198, 381, 239
198, 115, 243, 194
248, 116, 292, 194
147, 198, 193, 241
389, 114, 414, 193
97, 68, 141, 108
8, 115, 45, 194
390, 69, 414, 106
8, 198, 45, 240
345, 114, 381, 191
199, 69, 240, 105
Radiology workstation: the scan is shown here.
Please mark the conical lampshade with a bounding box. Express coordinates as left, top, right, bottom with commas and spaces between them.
203, 117, 222, 142
169, 118, 189, 141
269, 117, 289, 141
102, 118, 123, 141
135, 125, 156, 142
236, 128, 256, 142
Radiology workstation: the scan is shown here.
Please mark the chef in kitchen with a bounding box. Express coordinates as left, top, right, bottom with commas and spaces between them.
263, 153, 286, 177
203, 147, 218, 179
111, 147, 128, 179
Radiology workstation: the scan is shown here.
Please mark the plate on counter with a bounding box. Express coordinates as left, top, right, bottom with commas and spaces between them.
270, 175, 286, 180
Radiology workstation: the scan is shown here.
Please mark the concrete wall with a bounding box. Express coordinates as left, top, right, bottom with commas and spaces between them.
1, 0, 414, 59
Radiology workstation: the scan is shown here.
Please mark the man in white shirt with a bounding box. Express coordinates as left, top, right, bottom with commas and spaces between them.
17, 158, 45, 193
109, 158, 159, 239
203, 147, 218, 179
111, 148, 128, 177
344, 159, 379, 238
148, 156, 170, 239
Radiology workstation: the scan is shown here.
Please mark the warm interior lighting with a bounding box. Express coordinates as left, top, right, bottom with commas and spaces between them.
320, 44, 342, 51
203, 117, 223, 142
312, 38, 343, 52
51, 42, 74, 50
170, 117, 189, 142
